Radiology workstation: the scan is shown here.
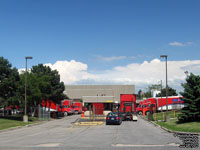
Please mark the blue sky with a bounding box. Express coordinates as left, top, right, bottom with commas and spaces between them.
1, 0, 200, 91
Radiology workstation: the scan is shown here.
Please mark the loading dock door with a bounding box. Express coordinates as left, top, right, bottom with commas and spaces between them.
93, 103, 104, 115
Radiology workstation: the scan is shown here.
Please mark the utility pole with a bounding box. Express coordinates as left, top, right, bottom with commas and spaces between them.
23, 56, 33, 122
160, 55, 169, 122
161, 80, 163, 112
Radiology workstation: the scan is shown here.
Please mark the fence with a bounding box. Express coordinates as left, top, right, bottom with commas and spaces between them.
0, 109, 12, 116
39, 107, 50, 121
147, 110, 181, 121
0, 109, 4, 116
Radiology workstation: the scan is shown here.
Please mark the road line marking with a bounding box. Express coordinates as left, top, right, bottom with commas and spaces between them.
36, 143, 61, 147
75, 122, 104, 126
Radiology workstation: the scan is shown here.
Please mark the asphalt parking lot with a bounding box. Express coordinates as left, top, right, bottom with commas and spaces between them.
0, 115, 199, 150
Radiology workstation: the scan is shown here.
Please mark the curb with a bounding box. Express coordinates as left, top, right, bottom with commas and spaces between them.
74, 117, 104, 126
80, 116, 106, 120
75, 121, 104, 126
139, 115, 200, 135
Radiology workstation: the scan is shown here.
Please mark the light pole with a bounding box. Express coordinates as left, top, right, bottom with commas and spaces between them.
23, 56, 33, 122
160, 80, 163, 113
160, 55, 169, 122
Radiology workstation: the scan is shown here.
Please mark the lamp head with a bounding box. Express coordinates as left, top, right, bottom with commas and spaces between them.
25, 56, 33, 59
160, 55, 168, 58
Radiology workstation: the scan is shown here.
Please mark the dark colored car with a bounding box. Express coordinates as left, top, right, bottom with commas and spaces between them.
106, 112, 122, 125
124, 112, 133, 121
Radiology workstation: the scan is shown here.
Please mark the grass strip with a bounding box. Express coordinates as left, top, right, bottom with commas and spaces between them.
0, 116, 39, 130
155, 118, 200, 133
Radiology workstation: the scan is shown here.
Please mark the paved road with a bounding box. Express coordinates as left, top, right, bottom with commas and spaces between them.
0, 115, 199, 150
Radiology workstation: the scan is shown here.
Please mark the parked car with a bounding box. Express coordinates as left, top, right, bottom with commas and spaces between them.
106, 112, 122, 125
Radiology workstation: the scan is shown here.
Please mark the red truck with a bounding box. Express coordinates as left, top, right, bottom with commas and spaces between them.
41, 100, 60, 112
73, 102, 82, 114
41, 100, 63, 117
136, 96, 184, 115
136, 101, 144, 115
156, 96, 184, 111
120, 94, 137, 121
61, 99, 74, 116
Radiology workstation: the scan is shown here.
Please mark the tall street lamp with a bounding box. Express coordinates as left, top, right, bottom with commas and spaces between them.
160, 55, 169, 122
160, 80, 163, 113
23, 56, 33, 123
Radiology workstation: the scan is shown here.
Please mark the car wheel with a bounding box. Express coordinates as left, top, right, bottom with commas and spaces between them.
64, 111, 68, 116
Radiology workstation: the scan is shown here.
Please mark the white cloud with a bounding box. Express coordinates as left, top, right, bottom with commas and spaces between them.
18, 68, 31, 74
44, 60, 96, 84
169, 41, 184, 46
169, 41, 193, 47
88, 59, 200, 92
96, 55, 127, 61
22, 59, 200, 92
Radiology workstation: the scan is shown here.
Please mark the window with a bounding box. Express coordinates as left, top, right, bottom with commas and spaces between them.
173, 99, 178, 102
104, 103, 112, 111
124, 102, 132, 106
63, 105, 70, 108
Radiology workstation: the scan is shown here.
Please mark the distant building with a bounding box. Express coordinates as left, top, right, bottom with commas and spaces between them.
64, 85, 135, 115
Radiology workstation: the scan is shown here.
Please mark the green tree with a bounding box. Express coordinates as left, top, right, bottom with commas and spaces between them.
144, 91, 152, 98
178, 73, 200, 122
143, 84, 161, 98
0, 57, 20, 107
17, 64, 66, 115
18, 72, 43, 109
137, 89, 143, 99
156, 86, 178, 97
31, 64, 65, 109
148, 84, 161, 91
